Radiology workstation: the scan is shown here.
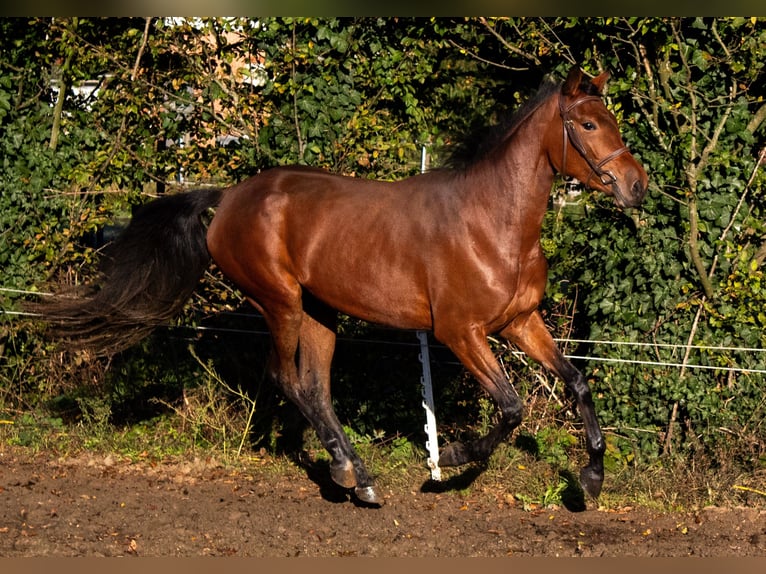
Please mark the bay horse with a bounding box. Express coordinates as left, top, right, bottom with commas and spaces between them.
34, 66, 647, 506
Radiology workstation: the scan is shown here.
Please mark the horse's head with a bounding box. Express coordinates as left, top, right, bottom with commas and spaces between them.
551, 66, 648, 208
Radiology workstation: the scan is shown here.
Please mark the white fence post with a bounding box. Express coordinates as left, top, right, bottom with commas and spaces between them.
417, 330, 441, 481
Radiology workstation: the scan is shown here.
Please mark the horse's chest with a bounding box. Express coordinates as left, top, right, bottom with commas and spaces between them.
497, 250, 549, 317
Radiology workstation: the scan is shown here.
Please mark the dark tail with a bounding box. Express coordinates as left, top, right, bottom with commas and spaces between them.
29, 188, 223, 356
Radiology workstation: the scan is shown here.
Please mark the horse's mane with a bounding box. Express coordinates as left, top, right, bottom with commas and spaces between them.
439, 72, 599, 171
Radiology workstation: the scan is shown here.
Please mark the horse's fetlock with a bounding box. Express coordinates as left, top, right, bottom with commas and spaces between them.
591, 435, 606, 455
500, 398, 523, 427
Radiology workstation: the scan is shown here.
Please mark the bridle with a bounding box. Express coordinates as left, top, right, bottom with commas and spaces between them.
558, 93, 629, 187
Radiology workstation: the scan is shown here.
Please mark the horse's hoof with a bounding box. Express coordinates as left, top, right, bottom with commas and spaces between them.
330, 460, 357, 489
438, 441, 468, 467
354, 485, 384, 506
579, 466, 603, 499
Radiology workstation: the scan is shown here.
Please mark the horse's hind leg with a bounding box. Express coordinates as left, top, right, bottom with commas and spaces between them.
295, 305, 382, 505
259, 293, 382, 505
502, 311, 605, 499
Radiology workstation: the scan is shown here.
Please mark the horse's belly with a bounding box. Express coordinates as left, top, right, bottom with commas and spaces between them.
302, 263, 433, 330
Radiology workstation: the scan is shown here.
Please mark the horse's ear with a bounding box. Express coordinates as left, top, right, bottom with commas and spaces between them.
591, 71, 610, 94
562, 66, 583, 95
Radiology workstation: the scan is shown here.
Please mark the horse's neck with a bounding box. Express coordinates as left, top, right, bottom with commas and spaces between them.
464, 115, 556, 245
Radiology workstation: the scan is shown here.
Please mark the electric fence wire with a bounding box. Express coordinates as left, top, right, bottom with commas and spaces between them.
3, 287, 766, 374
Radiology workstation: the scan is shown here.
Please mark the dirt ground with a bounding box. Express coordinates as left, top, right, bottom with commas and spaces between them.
1, 447, 765, 558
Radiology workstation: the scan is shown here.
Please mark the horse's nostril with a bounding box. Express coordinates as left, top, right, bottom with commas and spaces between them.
632, 179, 646, 201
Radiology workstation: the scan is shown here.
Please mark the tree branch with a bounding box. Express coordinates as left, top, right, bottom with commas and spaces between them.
290, 21, 305, 161
747, 102, 766, 135
478, 17, 542, 66
634, 42, 671, 153
50, 18, 78, 151
687, 197, 715, 299
130, 17, 152, 81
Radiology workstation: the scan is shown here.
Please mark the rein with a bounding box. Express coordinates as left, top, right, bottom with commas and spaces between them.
558, 94, 629, 187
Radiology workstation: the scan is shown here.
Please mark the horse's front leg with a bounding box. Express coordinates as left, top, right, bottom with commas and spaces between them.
502, 311, 605, 499
436, 325, 524, 466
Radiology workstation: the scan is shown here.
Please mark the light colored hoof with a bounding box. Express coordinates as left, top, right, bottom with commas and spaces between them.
354, 485, 384, 506
330, 460, 356, 489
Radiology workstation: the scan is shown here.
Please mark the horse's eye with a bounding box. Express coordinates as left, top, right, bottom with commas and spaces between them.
582, 121, 596, 131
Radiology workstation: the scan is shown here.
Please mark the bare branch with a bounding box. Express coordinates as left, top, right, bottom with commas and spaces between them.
446, 39, 521, 71
290, 21, 305, 160
747, 102, 766, 135
131, 17, 152, 81
478, 17, 541, 66
635, 42, 671, 153
711, 146, 766, 273
697, 78, 737, 175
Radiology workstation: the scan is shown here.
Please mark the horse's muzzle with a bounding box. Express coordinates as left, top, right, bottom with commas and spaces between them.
613, 172, 648, 209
